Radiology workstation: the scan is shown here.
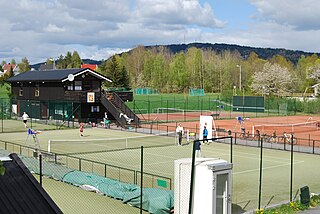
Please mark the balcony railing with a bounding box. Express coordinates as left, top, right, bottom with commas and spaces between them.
64, 91, 101, 102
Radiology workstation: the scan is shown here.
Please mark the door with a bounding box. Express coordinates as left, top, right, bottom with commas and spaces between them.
214, 170, 232, 214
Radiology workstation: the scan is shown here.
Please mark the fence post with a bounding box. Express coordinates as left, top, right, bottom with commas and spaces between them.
167, 100, 169, 122
184, 98, 186, 122
313, 140, 315, 154
140, 146, 144, 214
230, 134, 233, 164
148, 98, 150, 122
258, 137, 264, 211
290, 134, 294, 202
39, 154, 42, 186
1, 99, 3, 133
309, 134, 311, 147
188, 141, 196, 214
30, 100, 33, 129
195, 123, 198, 135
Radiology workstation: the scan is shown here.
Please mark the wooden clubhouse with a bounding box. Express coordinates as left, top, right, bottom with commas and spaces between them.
6, 68, 139, 127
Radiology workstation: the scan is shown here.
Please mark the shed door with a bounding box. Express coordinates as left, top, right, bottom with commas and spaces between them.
214, 170, 232, 214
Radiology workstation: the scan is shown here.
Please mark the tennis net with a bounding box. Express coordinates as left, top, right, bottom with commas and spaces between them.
254, 121, 320, 134
156, 107, 211, 115
48, 132, 176, 155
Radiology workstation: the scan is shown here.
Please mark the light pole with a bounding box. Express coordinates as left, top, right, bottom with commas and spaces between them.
236, 64, 242, 91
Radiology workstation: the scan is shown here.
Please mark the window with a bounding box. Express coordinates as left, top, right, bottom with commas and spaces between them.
66, 82, 73, 90
19, 89, 23, 96
74, 81, 82, 91
91, 106, 100, 112
35, 88, 40, 97
35, 84, 40, 97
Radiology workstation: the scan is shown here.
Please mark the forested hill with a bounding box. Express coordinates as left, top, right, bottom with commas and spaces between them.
144, 43, 319, 64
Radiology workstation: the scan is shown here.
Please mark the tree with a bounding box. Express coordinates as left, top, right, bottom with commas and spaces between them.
119, 66, 130, 89
65, 51, 73, 68
169, 52, 188, 92
106, 55, 121, 87
251, 62, 294, 96
71, 51, 82, 68
124, 46, 146, 88
56, 55, 66, 69
307, 62, 320, 82
10, 59, 16, 65
186, 47, 203, 89
18, 57, 31, 73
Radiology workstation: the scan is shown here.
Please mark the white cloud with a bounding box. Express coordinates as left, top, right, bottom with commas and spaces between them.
44, 24, 65, 33
0, 0, 319, 64
201, 21, 320, 53
250, 0, 320, 30
135, 0, 226, 28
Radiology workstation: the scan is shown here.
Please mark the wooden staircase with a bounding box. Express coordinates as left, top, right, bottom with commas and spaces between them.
100, 92, 140, 128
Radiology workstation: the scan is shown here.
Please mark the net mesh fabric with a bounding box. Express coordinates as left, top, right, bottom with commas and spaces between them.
254, 121, 320, 134
48, 132, 176, 154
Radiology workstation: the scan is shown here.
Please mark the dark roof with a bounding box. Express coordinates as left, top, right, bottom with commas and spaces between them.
6, 68, 112, 83
0, 153, 62, 214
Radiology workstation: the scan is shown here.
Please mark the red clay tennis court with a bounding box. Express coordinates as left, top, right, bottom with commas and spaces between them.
141, 115, 320, 146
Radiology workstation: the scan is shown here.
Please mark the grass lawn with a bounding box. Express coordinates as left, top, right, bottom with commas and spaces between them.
126, 93, 221, 114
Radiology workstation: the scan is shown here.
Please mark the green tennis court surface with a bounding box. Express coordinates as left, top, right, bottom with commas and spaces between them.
1, 128, 320, 212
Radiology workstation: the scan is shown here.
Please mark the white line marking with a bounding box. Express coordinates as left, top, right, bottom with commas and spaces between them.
234, 160, 305, 175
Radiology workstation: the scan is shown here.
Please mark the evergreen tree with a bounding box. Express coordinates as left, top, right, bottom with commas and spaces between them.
65, 51, 73, 68
71, 51, 82, 68
10, 59, 16, 65
18, 57, 31, 73
119, 66, 130, 89
106, 55, 121, 87
56, 55, 66, 69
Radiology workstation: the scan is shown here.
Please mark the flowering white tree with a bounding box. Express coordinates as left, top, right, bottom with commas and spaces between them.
307, 64, 320, 81
251, 62, 294, 96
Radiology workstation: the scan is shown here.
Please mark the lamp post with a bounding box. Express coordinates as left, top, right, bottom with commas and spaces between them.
236, 64, 242, 91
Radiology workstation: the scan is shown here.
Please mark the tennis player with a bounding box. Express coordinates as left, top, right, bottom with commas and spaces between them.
79, 122, 84, 137
195, 140, 202, 158
176, 123, 184, 146
22, 112, 29, 128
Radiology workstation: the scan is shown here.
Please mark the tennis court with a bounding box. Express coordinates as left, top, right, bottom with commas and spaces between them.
1, 127, 320, 212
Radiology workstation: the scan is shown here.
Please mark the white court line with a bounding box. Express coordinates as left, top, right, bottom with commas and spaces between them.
234, 160, 305, 175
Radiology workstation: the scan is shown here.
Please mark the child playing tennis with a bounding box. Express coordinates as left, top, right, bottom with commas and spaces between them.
79, 122, 84, 137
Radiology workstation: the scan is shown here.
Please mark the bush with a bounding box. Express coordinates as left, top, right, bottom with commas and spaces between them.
256, 194, 320, 214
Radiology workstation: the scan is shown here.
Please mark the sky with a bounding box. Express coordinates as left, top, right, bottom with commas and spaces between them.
1, 0, 320, 64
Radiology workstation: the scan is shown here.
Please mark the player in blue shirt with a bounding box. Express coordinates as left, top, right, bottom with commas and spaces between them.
203, 126, 208, 144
